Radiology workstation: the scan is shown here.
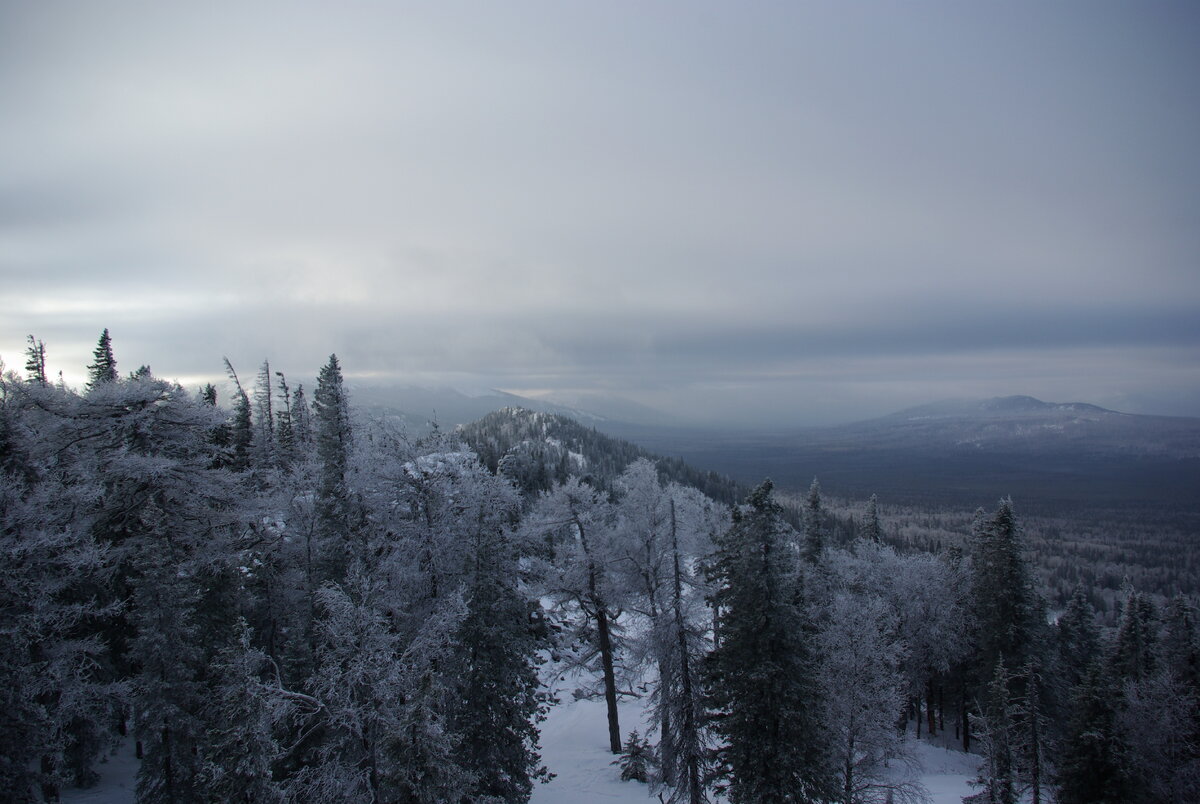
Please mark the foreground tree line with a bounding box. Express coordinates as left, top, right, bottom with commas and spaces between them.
1, 333, 1198, 803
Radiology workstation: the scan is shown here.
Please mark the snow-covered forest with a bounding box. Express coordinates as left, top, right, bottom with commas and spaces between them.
3, 333, 1198, 803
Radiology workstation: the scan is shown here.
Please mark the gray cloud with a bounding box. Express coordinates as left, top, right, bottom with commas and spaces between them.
2, 1, 1198, 425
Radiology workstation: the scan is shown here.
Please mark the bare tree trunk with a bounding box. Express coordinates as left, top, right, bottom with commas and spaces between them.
927, 679, 937, 737
596, 607, 621, 754
577, 516, 622, 754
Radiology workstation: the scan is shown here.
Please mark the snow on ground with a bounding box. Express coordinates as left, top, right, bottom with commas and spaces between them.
532, 678, 659, 803
60, 737, 138, 804
532, 673, 981, 804
913, 737, 981, 804
57, 680, 979, 804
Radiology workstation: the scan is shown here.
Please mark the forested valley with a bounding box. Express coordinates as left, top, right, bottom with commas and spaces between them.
3, 332, 1198, 803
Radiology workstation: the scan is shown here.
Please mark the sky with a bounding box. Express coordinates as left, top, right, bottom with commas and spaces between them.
2, 1, 1198, 427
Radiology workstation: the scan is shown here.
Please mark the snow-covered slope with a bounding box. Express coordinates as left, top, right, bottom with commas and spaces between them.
531, 670, 980, 804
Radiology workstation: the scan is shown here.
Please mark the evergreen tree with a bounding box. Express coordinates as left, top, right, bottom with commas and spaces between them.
803, 477, 825, 563
446, 460, 549, 802
313, 354, 353, 582
704, 480, 832, 803
861, 493, 882, 543
85, 328, 118, 389
274, 371, 295, 466
24, 335, 47, 386
1056, 585, 1100, 689
291, 383, 313, 450
1160, 595, 1200, 688
253, 359, 276, 468
223, 358, 253, 472
970, 499, 1042, 688
614, 731, 655, 783
1056, 662, 1129, 804
1110, 586, 1157, 684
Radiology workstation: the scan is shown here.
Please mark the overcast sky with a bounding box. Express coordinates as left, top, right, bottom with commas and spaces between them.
2, 1, 1198, 426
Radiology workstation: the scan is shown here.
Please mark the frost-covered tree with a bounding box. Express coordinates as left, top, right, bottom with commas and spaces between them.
223, 358, 254, 472
526, 477, 626, 754
803, 477, 825, 564
973, 660, 1018, 804
705, 480, 833, 803
819, 592, 923, 804
253, 359, 276, 469
860, 494, 882, 544
438, 455, 549, 802
0, 377, 119, 800
1056, 586, 1101, 689
1110, 586, 1157, 684
1118, 669, 1200, 804
313, 354, 353, 582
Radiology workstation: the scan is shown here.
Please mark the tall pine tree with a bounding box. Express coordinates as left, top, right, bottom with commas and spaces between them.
705, 480, 832, 803
85, 328, 118, 390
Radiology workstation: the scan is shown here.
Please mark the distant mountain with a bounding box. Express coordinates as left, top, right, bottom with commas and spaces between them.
823, 395, 1200, 459
617, 396, 1200, 515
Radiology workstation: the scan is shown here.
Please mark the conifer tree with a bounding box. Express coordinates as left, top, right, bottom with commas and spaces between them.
861, 493, 882, 543
1110, 587, 1157, 684
313, 354, 353, 580
291, 383, 313, 450
1056, 586, 1100, 689
1056, 663, 1129, 804
253, 359, 276, 468
85, 328, 118, 389
705, 480, 832, 803
274, 370, 295, 466
970, 499, 1042, 686
614, 731, 655, 783
1160, 595, 1200, 688
223, 359, 253, 472
803, 477, 825, 563
450, 489, 549, 802
24, 335, 47, 386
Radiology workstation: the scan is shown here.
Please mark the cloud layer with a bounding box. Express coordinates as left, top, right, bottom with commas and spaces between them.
2, 1, 1198, 424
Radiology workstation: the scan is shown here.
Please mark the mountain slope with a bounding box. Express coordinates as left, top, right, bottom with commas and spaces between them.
457, 408, 747, 506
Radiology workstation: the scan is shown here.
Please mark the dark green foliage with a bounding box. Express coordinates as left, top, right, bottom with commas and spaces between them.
450, 498, 550, 802
86, 328, 118, 389
1160, 595, 1200, 687
970, 500, 1043, 682
24, 335, 46, 386
1110, 587, 1157, 683
1056, 586, 1100, 689
313, 354, 353, 580
704, 480, 832, 803
860, 493, 882, 543
803, 477, 824, 562
223, 358, 253, 472
1056, 663, 1129, 804
614, 731, 654, 783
